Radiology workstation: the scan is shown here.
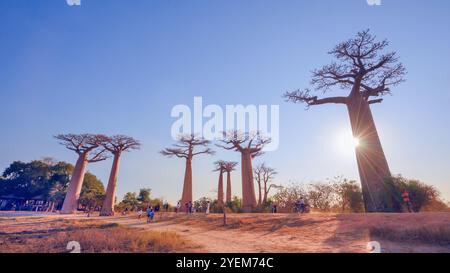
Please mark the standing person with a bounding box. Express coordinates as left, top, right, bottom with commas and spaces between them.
163, 202, 169, 212
155, 203, 160, 213
137, 208, 143, 220
402, 189, 413, 212
299, 197, 305, 213
272, 204, 277, 213
188, 201, 193, 214
176, 201, 181, 213
206, 201, 210, 215
185, 202, 189, 214
146, 207, 152, 223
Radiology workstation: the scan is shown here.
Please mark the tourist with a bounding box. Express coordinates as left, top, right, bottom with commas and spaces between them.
185, 202, 189, 214
272, 204, 277, 213
299, 197, 305, 213
402, 189, 413, 212
188, 201, 193, 214
146, 207, 154, 223
206, 201, 210, 214
137, 208, 143, 220
176, 201, 181, 213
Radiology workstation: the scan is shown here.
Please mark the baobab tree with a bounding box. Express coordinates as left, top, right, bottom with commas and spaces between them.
55, 134, 108, 214
160, 134, 214, 211
100, 135, 141, 216
213, 160, 226, 206
254, 163, 278, 207
217, 131, 271, 212
284, 30, 406, 212
223, 161, 238, 203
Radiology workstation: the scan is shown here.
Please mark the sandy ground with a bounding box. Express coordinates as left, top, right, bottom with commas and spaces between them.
1, 211, 449, 253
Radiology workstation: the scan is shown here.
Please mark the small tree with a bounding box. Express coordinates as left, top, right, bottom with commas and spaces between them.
307, 182, 335, 211
331, 177, 364, 212
254, 163, 278, 207
137, 188, 152, 207
120, 192, 139, 210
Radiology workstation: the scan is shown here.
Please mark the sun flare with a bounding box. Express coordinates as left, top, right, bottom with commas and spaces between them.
336, 130, 360, 155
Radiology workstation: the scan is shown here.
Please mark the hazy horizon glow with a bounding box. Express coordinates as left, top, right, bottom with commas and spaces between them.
1, 0, 449, 204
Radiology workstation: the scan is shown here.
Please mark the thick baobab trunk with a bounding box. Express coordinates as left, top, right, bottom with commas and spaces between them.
180, 158, 193, 212
226, 171, 232, 203
100, 153, 121, 216
347, 95, 393, 212
61, 153, 88, 214
217, 170, 224, 206
241, 151, 257, 212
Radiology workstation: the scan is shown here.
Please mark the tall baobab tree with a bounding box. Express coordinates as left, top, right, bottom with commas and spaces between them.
217, 131, 271, 212
160, 134, 214, 211
284, 30, 406, 212
213, 160, 226, 206
100, 135, 141, 216
254, 163, 278, 206
223, 161, 238, 203
55, 134, 108, 214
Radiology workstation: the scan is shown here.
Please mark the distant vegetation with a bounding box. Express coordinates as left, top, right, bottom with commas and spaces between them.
116, 188, 165, 211
271, 176, 448, 213
0, 159, 105, 211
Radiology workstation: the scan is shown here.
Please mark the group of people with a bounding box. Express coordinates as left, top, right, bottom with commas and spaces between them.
295, 197, 307, 213
136, 203, 163, 223
174, 200, 211, 214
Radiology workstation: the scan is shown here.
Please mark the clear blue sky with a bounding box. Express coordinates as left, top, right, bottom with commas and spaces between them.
1, 0, 449, 203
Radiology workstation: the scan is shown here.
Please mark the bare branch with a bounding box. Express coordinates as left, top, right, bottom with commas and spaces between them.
218, 131, 270, 157
160, 134, 213, 160
283, 89, 347, 107
285, 29, 406, 104
103, 135, 141, 155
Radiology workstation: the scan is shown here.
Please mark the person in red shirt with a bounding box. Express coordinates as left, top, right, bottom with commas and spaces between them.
401, 189, 413, 212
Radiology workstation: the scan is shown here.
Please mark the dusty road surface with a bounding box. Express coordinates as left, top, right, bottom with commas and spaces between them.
1, 211, 449, 253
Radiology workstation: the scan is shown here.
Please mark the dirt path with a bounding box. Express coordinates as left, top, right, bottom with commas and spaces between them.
98, 212, 450, 253
1, 212, 449, 253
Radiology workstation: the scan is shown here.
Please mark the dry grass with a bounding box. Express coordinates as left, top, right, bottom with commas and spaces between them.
0, 218, 194, 253
370, 225, 450, 246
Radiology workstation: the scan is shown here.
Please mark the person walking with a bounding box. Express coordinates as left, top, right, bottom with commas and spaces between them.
205, 201, 210, 215
146, 207, 154, 223
188, 201, 193, 214
137, 208, 143, 220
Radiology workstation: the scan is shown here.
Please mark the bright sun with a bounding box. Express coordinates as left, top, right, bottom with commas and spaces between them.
336, 130, 360, 155
352, 137, 360, 147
